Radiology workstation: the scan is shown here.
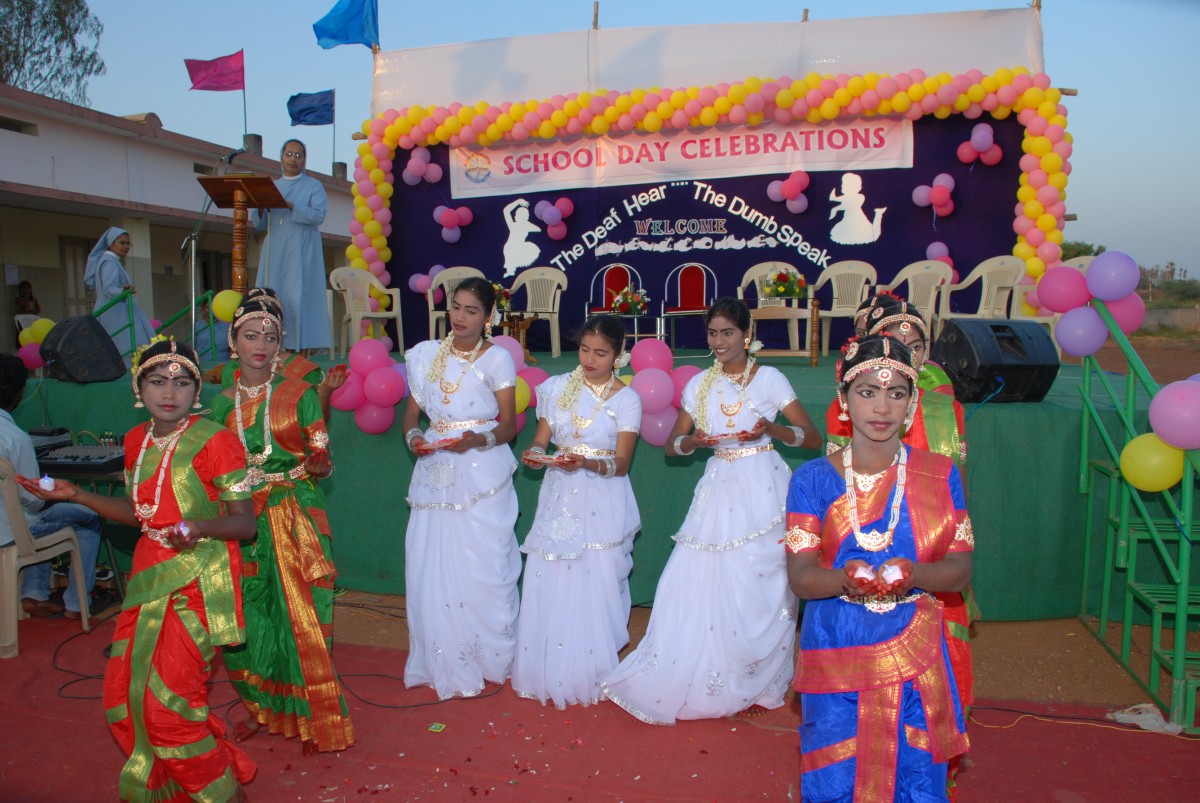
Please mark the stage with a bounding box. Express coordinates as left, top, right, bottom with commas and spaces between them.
15, 348, 1130, 621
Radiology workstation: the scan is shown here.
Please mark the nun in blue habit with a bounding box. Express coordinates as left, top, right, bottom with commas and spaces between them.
83, 226, 156, 362
251, 139, 332, 353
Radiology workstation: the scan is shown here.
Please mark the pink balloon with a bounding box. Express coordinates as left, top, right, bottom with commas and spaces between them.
929, 185, 951, 206
413, 274, 433, 294
639, 406, 678, 447
1036, 185, 1061, 207
439, 209, 460, 228
1038, 266, 1091, 313
490, 335, 525, 370
630, 338, 674, 373
1149, 380, 1200, 450
364, 365, 405, 407
375, 208, 392, 225
1036, 241, 1062, 263
517, 366, 549, 407
979, 144, 1003, 166
1025, 227, 1046, 248
424, 163, 443, 183
349, 337, 391, 375
406, 158, 427, 177
554, 197, 574, 218
349, 220, 365, 235
630, 367, 674, 415
956, 142, 979, 164
670, 365, 702, 408
18, 342, 44, 369
1105, 292, 1146, 335
933, 200, 955, 217
330, 371, 365, 411
354, 402, 395, 435
455, 206, 474, 226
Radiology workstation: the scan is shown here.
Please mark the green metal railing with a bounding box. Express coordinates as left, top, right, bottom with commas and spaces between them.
91, 290, 139, 359
1078, 299, 1198, 731
153, 290, 223, 364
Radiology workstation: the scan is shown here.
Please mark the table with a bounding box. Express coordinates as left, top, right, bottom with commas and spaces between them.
750, 297, 820, 367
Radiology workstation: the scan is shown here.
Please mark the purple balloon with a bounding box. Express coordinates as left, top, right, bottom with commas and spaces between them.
785, 195, 809, 214
926, 241, 950, 260
407, 273, 424, 293
932, 173, 956, 191
428, 264, 447, 278
1149, 380, 1200, 450
1086, 251, 1140, 301
912, 185, 932, 207
400, 169, 421, 186
542, 206, 563, 226
533, 200, 553, 221
441, 225, 461, 244
1055, 306, 1109, 357
766, 180, 785, 203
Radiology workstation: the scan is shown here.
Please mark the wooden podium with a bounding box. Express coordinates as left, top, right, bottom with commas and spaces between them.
196, 174, 288, 293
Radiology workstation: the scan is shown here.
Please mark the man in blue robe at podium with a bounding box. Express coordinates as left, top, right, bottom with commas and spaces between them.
251, 139, 332, 356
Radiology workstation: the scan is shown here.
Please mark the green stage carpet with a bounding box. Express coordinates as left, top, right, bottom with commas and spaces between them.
13, 349, 1139, 620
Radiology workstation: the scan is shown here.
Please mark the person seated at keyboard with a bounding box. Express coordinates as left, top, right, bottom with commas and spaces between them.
0, 353, 107, 619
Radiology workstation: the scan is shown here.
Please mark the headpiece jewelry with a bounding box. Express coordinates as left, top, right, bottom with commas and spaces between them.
132, 336, 201, 408
867, 301, 929, 344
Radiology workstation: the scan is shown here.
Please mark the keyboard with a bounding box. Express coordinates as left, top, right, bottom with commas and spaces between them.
40, 444, 125, 475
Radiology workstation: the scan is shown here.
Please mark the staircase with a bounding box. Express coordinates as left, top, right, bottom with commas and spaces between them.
1078, 301, 1199, 732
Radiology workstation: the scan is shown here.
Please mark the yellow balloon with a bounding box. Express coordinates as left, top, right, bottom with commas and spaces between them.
1036, 213, 1058, 233
346, 245, 362, 261
350, 258, 368, 270
776, 88, 796, 108
699, 107, 719, 126
1040, 153, 1064, 174
1016, 185, 1036, 203
538, 120, 556, 139
833, 87, 853, 107
29, 318, 55, 343
890, 93, 911, 113
361, 154, 379, 171
363, 220, 383, 239
643, 112, 662, 133
820, 98, 840, 119
378, 247, 393, 263
1120, 433, 1185, 492
1013, 242, 1036, 261
514, 376, 530, 414
355, 206, 373, 223
18, 327, 35, 347
728, 83, 748, 103
1025, 257, 1046, 278
590, 117, 611, 135
377, 183, 394, 200
1024, 200, 1046, 219
714, 97, 733, 115
212, 290, 243, 323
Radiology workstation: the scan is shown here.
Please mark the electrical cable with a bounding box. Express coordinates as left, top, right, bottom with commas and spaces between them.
965, 377, 1005, 421
970, 704, 1200, 740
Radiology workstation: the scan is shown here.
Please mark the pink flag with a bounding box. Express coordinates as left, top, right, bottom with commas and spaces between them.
184, 50, 245, 91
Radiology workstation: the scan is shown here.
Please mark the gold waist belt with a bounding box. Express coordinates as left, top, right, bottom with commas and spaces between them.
713, 443, 774, 462
560, 445, 617, 458
256, 464, 309, 485
431, 418, 493, 435
838, 590, 929, 614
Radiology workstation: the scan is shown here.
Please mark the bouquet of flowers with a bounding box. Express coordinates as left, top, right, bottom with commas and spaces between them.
610, 285, 650, 316
492, 283, 512, 313
761, 269, 807, 298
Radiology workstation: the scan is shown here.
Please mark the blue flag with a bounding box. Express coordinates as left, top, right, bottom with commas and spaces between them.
287, 90, 335, 126
313, 0, 379, 50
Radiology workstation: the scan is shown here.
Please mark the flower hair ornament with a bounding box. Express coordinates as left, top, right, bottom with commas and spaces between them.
132, 335, 202, 409
487, 306, 502, 340
614, 348, 631, 370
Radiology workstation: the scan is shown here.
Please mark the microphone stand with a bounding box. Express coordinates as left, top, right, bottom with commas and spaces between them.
180, 153, 241, 347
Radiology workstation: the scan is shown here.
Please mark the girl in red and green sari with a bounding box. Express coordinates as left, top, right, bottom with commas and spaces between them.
21, 337, 258, 802
211, 290, 354, 756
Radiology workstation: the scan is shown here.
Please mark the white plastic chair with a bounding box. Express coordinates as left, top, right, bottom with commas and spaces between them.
329, 267, 404, 357
812, 260, 878, 356
738, 261, 804, 351
14, 314, 38, 332
936, 255, 1024, 337
876, 260, 952, 325
426, 266, 485, 341
509, 267, 568, 357
0, 456, 90, 658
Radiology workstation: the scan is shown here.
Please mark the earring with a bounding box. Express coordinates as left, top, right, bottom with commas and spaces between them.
192, 396, 203, 409
836, 391, 849, 422
484, 321, 493, 340
133, 396, 145, 409
744, 336, 750, 348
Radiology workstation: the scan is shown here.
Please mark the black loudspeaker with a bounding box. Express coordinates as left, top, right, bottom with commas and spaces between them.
39, 316, 127, 383
932, 319, 1059, 403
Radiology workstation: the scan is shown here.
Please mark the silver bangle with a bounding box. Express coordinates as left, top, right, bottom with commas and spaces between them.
673, 435, 695, 456
480, 430, 496, 449
789, 426, 805, 446
405, 428, 423, 448
528, 445, 546, 455
606, 457, 617, 477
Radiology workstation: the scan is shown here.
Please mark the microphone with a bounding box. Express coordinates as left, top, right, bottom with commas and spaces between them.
223, 147, 246, 163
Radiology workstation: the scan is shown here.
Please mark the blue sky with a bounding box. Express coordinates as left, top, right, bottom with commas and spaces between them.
84, 0, 1196, 274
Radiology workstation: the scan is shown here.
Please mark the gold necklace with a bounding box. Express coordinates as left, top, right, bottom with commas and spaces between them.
716, 358, 754, 428
237, 375, 271, 400
572, 374, 616, 438
440, 338, 484, 403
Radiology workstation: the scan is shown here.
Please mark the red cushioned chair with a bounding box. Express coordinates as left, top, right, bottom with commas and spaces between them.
660, 262, 718, 347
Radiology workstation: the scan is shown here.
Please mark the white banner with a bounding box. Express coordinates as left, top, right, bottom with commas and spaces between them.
450, 119, 913, 199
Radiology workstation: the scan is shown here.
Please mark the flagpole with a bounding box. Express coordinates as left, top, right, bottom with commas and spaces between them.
331, 89, 337, 173
242, 88, 248, 137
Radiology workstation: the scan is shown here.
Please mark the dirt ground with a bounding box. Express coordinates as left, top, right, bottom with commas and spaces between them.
1078, 333, 1199, 385
332, 593, 1180, 709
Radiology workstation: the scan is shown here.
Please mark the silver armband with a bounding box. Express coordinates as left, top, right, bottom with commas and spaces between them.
528, 445, 546, 455
672, 435, 695, 456
480, 430, 496, 449
789, 426, 805, 446
405, 428, 423, 448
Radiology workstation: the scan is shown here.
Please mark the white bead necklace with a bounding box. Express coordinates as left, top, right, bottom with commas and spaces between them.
843, 443, 907, 552
235, 369, 274, 487
132, 418, 190, 528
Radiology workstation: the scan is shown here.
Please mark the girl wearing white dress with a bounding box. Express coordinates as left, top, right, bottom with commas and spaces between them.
513, 315, 642, 708
602, 297, 821, 723
401, 278, 520, 700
